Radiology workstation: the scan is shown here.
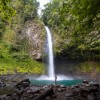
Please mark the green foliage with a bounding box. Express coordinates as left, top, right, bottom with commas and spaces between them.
78, 61, 100, 73
0, 26, 44, 75
0, 0, 44, 75
17, 0, 38, 20
0, 21, 5, 38
0, 58, 44, 74
0, 0, 15, 38
42, 0, 100, 59
0, 0, 16, 21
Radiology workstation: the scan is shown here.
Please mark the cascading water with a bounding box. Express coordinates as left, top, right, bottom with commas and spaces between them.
30, 0, 82, 85
45, 26, 55, 79
33, 0, 75, 81
37, 26, 73, 81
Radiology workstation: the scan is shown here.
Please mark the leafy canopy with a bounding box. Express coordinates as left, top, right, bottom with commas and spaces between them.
42, 0, 100, 58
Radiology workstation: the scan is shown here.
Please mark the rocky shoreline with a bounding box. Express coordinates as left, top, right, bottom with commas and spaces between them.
0, 74, 100, 100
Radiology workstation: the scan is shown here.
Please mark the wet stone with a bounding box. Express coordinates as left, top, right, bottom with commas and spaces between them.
0, 75, 100, 100
80, 89, 88, 97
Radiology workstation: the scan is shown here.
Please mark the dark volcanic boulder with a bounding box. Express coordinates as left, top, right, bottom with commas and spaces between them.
15, 78, 30, 89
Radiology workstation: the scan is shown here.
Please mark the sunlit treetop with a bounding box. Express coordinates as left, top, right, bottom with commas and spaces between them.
0, 0, 16, 21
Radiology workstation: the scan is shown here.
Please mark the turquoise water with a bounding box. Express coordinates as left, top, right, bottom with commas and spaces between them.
30, 79, 82, 86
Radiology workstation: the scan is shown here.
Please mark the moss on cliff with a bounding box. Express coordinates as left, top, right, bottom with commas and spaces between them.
0, 19, 45, 75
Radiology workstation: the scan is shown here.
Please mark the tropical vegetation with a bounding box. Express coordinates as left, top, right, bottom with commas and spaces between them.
42, 0, 100, 59
0, 0, 44, 74
0, 0, 100, 74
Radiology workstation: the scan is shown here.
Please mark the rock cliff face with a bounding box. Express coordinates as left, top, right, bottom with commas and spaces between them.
22, 20, 46, 60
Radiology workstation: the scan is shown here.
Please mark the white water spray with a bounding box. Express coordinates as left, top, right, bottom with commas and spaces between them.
45, 26, 55, 79
36, 0, 73, 81
37, 26, 73, 81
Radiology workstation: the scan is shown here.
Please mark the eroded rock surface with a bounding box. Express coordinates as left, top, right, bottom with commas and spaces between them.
22, 20, 45, 60
0, 76, 100, 100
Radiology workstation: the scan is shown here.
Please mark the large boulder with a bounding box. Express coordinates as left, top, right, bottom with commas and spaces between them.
22, 20, 46, 60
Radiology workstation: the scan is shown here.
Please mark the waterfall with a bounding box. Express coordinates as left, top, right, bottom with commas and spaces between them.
45, 26, 55, 78
36, 0, 73, 81
37, 26, 73, 81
